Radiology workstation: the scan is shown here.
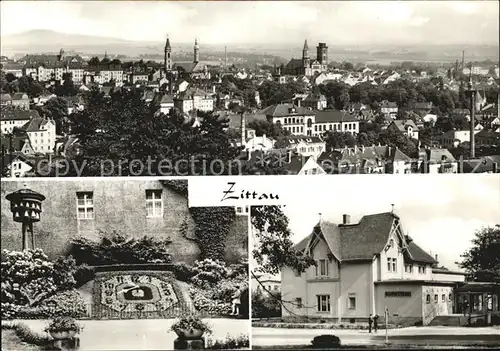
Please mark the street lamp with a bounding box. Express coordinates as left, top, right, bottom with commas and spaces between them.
5, 186, 45, 251
465, 66, 476, 158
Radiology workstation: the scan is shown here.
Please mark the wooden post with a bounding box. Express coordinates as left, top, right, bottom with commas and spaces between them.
30, 222, 35, 250
22, 221, 29, 251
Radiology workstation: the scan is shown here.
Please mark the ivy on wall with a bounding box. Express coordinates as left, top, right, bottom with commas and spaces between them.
162, 180, 236, 261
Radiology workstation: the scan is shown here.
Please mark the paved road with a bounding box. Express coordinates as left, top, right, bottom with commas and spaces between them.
253, 326, 500, 347
12, 319, 249, 350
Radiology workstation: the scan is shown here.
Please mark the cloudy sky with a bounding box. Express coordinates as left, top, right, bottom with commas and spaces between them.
276, 175, 499, 272
1, 1, 498, 45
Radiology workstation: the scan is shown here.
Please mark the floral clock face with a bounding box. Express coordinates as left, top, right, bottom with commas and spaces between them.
100, 274, 178, 313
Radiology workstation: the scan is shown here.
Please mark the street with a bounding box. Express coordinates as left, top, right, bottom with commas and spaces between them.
252, 326, 500, 347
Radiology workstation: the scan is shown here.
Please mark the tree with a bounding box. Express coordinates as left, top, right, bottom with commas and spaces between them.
5, 73, 16, 83
88, 57, 100, 66
251, 206, 315, 276
251, 206, 315, 316
247, 120, 289, 139
39, 97, 69, 134
324, 131, 356, 150
459, 225, 500, 283
69, 88, 241, 176
379, 129, 418, 158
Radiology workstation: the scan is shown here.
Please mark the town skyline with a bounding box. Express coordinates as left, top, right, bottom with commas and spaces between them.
1, 1, 499, 46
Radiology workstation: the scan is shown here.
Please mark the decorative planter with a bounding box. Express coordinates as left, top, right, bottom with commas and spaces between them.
175, 328, 204, 340
49, 330, 78, 340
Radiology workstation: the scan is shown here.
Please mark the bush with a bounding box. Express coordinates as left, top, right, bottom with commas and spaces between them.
207, 334, 250, 349
74, 264, 95, 287
191, 259, 229, 287
1, 249, 76, 308
189, 287, 232, 315
69, 231, 172, 265
252, 292, 281, 318
311, 335, 341, 349
170, 262, 195, 282
14, 290, 87, 319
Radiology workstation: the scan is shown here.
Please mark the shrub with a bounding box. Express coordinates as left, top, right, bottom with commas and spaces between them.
15, 290, 87, 319
189, 287, 232, 315
45, 316, 82, 333
170, 262, 195, 282
170, 315, 212, 335
74, 264, 95, 287
191, 259, 229, 287
311, 335, 341, 349
69, 231, 172, 265
207, 334, 250, 349
1, 249, 75, 309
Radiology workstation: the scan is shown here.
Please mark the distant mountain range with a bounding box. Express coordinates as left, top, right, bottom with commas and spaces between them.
1, 29, 499, 64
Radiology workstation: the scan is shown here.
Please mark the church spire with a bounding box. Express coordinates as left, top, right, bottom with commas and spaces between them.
165, 34, 171, 50
194, 37, 200, 63
303, 39, 309, 52
164, 34, 172, 72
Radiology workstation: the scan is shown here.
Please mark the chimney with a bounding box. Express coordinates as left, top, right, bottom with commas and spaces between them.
342, 214, 351, 225
435, 254, 438, 262
287, 149, 292, 163
247, 149, 252, 161
493, 162, 498, 173
240, 112, 246, 146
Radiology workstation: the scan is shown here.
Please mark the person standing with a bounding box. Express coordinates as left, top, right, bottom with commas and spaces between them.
368, 314, 373, 333
373, 314, 379, 333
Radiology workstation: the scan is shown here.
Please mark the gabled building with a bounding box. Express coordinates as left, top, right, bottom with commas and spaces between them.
380, 101, 398, 118
11, 92, 30, 110
283, 40, 329, 77
1, 110, 40, 134
1, 152, 32, 177
281, 212, 465, 326
21, 117, 56, 154
387, 120, 419, 140
301, 94, 327, 111
278, 135, 326, 159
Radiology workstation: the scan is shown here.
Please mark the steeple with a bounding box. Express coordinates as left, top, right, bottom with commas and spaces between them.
303, 39, 309, 54
302, 39, 310, 69
194, 37, 200, 63
164, 34, 172, 72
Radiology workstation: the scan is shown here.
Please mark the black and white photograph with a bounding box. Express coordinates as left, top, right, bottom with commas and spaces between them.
1, 178, 250, 350
251, 175, 500, 349
0, 1, 499, 177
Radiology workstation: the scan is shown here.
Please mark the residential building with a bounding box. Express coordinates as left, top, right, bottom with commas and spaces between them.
1, 153, 32, 177
413, 102, 433, 116
475, 129, 500, 146
301, 94, 327, 111
21, 117, 57, 154
387, 120, 419, 140
159, 94, 175, 115
1, 110, 40, 134
318, 145, 412, 175
380, 101, 398, 118
1, 93, 12, 107
174, 88, 214, 113
2, 63, 24, 77
441, 130, 472, 149
314, 110, 359, 136
11, 93, 30, 110
419, 148, 458, 174
252, 273, 281, 296
242, 135, 275, 152
281, 212, 466, 326
279, 136, 326, 159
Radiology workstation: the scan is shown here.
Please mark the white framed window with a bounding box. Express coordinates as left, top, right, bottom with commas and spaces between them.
146, 189, 163, 218
418, 265, 426, 274
348, 296, 356, 310
434, 294, 438, 303
387, 257, 391, 271
317, 294, 330, 312
77, 192, 94, 219
392, 258, 397, 272
426, 294, 431, 304
442, 294, 445, 303
405, 264, 413, 273
316, 259, 329, 277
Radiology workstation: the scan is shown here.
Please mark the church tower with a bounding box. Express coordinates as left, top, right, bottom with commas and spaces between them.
164, 35, 172, 72
194, 38, 200, 64
302, 40, 310, 68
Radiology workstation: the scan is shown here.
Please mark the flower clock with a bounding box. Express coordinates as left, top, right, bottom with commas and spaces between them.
94, 271, 181, 318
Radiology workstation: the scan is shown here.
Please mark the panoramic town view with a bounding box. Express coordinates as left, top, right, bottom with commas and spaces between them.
251, 176, 500, 349
0, 1, 499, 176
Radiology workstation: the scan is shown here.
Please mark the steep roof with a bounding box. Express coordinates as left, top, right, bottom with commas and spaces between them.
390, 119, 419, 132
261, 103, 313, 117
1, 110, 40, 121
294, 212, 438, 264
315, 110, 358, 123
21, 117, 52, 132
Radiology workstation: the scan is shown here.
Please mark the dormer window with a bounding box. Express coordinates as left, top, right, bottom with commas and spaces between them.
389, 239, 394, 248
